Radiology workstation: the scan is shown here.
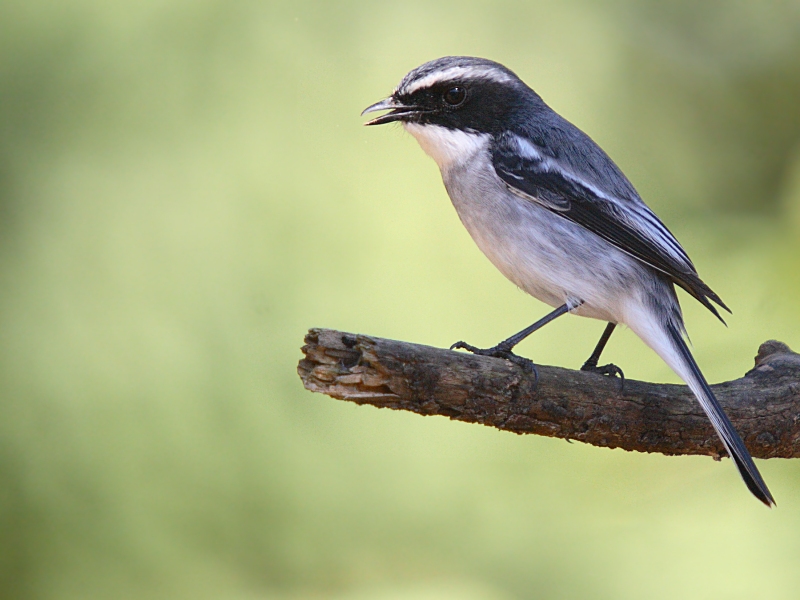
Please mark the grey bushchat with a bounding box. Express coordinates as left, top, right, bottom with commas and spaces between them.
363, 56, 774, 507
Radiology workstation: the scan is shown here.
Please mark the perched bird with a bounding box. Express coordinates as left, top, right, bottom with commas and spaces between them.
362, 56, 774, 506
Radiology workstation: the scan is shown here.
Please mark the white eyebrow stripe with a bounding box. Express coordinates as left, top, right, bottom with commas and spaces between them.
399, 66, 514, 95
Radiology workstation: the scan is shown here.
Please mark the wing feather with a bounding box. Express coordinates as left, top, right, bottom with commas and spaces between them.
492, 134, 729, 321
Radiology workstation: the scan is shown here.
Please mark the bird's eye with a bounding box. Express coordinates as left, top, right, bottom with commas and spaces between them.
442, 86, 467, 107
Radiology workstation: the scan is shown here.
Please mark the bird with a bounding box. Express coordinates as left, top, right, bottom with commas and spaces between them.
362, 56, 774, 507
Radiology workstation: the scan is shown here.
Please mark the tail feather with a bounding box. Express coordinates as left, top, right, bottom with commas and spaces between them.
626, 303, 775, 507
664, 322, 775, 507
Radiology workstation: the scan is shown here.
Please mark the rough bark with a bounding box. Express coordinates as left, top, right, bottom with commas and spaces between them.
298, 328, 800, 459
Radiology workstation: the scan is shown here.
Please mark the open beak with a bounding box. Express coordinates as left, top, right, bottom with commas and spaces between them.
361, 97, 422, 126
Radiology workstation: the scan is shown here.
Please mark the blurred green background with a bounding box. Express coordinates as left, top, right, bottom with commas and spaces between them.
2, 1, 800, 599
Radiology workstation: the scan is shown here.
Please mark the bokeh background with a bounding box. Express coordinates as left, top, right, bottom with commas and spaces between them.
2, 1, 800, 598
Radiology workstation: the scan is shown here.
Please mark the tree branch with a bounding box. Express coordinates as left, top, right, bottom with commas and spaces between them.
297, 328, 800, 459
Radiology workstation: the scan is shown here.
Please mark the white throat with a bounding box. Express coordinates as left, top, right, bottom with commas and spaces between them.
404, 123, 489, 170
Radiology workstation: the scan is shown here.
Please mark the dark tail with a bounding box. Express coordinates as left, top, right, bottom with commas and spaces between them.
665, 322, 775, 507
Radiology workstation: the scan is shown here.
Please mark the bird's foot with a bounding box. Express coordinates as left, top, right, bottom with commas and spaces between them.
450, 341, 538, 381
580, 360, 624, 392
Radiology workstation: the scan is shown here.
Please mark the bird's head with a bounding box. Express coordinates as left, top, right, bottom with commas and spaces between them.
362, 56, 538, 168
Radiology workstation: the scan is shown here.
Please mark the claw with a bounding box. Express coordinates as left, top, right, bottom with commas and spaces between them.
450, 341, 478, 352
450, 341, 539, 387
581, 362, 625, 393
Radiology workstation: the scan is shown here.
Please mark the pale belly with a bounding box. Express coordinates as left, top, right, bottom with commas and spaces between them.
441, 158, 650, 325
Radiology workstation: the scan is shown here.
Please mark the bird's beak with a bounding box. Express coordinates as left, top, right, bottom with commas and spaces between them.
361, 97, 421, 126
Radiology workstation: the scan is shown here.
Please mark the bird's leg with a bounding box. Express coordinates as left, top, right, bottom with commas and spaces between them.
451, 301, 581, 379
580, 322, 624, 389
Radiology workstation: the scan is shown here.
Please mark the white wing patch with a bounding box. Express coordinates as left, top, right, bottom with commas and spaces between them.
507, 134, 693, 269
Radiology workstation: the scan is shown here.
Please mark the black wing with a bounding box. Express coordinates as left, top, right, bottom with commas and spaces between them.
492, 133, 729, 321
